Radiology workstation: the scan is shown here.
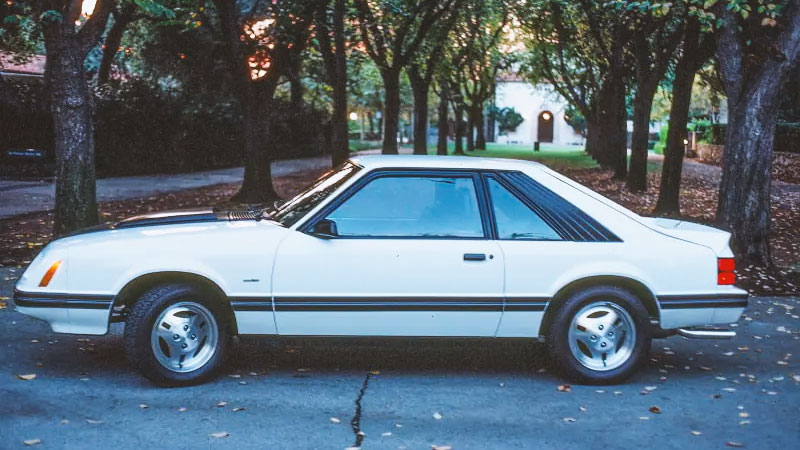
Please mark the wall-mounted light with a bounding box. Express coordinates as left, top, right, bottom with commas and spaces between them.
541, 112, 552, 121
349, 112, 358, 121
683, 139, 689, 145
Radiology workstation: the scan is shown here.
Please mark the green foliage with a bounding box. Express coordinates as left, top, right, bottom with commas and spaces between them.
489, 106, 524, 135
688, 118, 713, 143
653, 124, 668, 154
563, 105, 587, 136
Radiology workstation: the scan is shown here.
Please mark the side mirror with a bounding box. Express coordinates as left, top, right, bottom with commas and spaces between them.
310, 218, 339, 238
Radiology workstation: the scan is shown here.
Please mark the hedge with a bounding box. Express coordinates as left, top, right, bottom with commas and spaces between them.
709, 122, 800, 153
2, 79, 331, 177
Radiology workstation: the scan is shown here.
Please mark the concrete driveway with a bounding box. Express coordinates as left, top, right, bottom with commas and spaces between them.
0, 267, 798, 449
0, 156, 331, 219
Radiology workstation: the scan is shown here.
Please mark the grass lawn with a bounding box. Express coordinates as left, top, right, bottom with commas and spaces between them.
412, 142, 660, 172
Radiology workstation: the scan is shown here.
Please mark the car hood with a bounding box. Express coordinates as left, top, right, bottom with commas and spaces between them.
638, 217, 733, 256
65, 207, 265, 237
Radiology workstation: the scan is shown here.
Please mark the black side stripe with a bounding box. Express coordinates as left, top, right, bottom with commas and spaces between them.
13, 289, 114, 309
658, 294, 748, 309
231, 297, 548, 312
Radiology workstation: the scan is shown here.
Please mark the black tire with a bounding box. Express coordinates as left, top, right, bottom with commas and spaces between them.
124, 283, 232, 386
546, 285, 651, 384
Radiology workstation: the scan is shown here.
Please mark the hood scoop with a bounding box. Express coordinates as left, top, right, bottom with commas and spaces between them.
114, 208, 262, 230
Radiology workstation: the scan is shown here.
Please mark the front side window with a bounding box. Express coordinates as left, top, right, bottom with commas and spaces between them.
325, 175, 485, 238
487, 177, 561, 240
271, 162, 361, 227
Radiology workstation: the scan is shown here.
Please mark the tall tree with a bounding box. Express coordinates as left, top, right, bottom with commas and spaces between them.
212, 0, 313, 203
434, 80, 450, 155
406, 2, 460, 155
40, 0, 115, 234
518, 0, 633, 178
624, 3, 684, 192
654, 17, 715, 215
714, 0, 800, 265
454, 0, 509, 152
97, 2, 138, 84
353, 0, 456, 154
315, 0, 349, 165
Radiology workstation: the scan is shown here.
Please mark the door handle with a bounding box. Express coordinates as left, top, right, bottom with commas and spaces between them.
463, 253, 487, 261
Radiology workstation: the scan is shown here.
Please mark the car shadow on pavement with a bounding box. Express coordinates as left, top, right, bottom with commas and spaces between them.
13, 319, 763, 386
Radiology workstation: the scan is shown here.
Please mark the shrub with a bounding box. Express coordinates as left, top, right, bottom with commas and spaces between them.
653, 124, 668, 155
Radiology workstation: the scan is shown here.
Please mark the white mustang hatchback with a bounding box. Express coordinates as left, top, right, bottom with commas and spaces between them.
13, 155, 747, 385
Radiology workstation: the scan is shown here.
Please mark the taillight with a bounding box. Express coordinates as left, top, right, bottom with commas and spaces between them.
717, 258, 736, 285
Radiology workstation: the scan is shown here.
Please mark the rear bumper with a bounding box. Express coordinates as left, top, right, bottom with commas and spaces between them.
658, 293, 748, 330
12, 289, 113, 335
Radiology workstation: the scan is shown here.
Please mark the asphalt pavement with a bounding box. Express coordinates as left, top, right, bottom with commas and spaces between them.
0, 267, 798, 450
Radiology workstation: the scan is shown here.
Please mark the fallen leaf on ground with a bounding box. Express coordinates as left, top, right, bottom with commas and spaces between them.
649, 406, 662, 414
330, 417, 341, 424
139, 404, 148, 409
216, 401, 228, 407
433, 412, 443, 420
725, 442, 744, 447
17, 374, 36, 381
369, 370, 381, 375
209, 432, 229, 438
23, 439, 41, 446
381, 432, 392, 437
557, 384, 571, 392
86, 419, 103, 424
563, 417, 576, 422
177, 407, 187, 412
691, 431, 702, 436
232, 407, 246, 412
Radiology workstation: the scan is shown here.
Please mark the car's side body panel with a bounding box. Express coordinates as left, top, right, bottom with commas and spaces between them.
13, 155, 748, 339
270, 233, 505, 336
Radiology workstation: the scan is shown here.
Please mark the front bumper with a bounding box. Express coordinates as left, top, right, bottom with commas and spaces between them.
12, 289, 114, 335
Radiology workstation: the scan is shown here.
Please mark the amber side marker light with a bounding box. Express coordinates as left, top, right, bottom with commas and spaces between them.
717, 258, 736, 285
39, 260, 62, 287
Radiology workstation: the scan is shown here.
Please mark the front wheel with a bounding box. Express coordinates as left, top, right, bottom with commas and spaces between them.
547, 286, 651, 384
124, 284, 231, 386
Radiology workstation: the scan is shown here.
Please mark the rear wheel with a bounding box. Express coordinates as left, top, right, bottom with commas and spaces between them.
547, 286, 651, 384
124, 284, 231, 386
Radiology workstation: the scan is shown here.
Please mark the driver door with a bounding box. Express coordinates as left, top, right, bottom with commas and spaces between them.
271, 171, 504, 336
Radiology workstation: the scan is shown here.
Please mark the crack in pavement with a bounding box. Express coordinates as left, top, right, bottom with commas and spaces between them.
349, 373, 372, 449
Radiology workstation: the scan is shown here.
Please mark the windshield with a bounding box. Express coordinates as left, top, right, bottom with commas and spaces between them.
270, 161, 361, 227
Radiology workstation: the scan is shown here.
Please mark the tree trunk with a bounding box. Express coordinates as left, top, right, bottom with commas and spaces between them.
368, 111, 375, 137
453, 102, 464, 155
465, 109, 474, 152
381, 69, 401, 154
235, 80, 279, 203
584, 110, 600, 157
610, 76, 628, 180
97, 5, 135, 84
475, 108, 486, 150
409, 70, 430, 155
330, 0, 349, 165
437, 81, 449, 155
627, 81, 657, 192
654, 56, 696, 216
44, 32, 99, 235
716, 83, 780, 265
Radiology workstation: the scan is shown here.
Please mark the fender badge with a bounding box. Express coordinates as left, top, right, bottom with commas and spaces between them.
242, 279, 260, 283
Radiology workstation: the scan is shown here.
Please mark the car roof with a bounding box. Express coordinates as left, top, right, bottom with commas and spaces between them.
348, 154, 546, 172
